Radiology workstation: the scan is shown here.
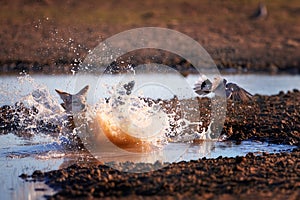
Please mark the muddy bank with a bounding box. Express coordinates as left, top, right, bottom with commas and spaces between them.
22, 148, 300, 200
1, 0, 299, 75
223, 90, 300, 146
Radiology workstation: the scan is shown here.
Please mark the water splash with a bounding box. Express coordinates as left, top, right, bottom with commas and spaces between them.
72, 78, 218, 159
1, 73, 219, 154
0, 74, 69, 142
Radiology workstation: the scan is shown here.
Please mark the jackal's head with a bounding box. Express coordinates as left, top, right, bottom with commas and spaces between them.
55, 85, 89, 113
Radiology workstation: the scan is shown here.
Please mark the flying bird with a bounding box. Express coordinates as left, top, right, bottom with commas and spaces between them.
194, 75, 252, 102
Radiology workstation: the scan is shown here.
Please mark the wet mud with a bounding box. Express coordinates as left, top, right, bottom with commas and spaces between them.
23, 149, 300, 200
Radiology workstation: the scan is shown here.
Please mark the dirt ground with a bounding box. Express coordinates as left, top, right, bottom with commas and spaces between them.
0, 0, 299, 74
23, 149, 300, 200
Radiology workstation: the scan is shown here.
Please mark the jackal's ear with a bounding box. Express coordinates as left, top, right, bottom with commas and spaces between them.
76, 85, 89, 97
55, 89, 71, 104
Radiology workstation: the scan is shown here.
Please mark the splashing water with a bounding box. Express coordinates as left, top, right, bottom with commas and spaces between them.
19, 75, 66, 128
0, 73, 219, 157
0, 74, 71, 145
71, 77, 216, 158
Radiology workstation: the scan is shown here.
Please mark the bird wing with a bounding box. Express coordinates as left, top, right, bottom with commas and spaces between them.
226, 83, 252, 102
193, 75, 213, 95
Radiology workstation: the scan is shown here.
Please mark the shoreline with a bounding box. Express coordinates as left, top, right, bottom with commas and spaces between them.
22, 148, 300, 200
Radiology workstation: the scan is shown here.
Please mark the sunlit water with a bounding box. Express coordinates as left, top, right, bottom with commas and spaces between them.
0, 73, 299, 199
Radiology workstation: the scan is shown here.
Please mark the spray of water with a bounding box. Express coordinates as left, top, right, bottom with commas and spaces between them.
0, 75, 73, 147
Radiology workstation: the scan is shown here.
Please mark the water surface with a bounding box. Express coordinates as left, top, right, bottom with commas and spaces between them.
1, 74, 299, 105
